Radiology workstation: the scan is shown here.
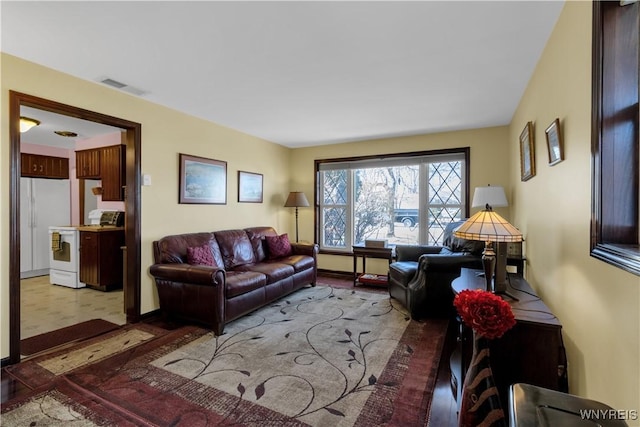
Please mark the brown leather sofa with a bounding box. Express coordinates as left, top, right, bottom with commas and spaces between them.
150, 226, 318, 335
388, 220, 483, 319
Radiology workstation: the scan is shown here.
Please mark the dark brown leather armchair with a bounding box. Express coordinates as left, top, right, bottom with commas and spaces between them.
388, 220, 483, 319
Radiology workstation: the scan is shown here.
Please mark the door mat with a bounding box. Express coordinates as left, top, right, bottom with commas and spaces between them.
20, 319, 120, 356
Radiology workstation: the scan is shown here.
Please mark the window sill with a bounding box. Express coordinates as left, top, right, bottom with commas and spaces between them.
591, 243, 640, 276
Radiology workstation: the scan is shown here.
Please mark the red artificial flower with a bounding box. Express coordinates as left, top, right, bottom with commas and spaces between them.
453, 289, 516, 339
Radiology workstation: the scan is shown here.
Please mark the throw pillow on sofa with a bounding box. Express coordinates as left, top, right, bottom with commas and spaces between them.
186, 244, 218, 267
265, 233, 292, 259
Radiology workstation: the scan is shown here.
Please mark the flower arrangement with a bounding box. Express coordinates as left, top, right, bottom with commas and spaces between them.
454, 289, 516, 339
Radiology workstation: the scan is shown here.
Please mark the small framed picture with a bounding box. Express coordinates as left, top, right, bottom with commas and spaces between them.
519, 122, 535, 181
179, 153, 227, 204
545, 118, 564, 166
238, 171, 263, 203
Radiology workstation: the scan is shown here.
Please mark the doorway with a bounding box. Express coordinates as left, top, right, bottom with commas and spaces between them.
8, 91, 142, 364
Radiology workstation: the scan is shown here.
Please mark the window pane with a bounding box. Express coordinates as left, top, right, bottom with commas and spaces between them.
427, 161, 463, 245
354, 166, 420, 246
323, 170, 347, 205
429, 162, 462, 205
322, 207, 347, 248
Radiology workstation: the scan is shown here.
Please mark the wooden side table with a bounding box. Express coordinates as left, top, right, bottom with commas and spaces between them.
352, 245, 393, 287
450, 268, 568, 413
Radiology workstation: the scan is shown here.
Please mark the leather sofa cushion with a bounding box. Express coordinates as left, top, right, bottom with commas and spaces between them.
215, 229, 256, 269
225, 271, 267, 298
244, 227, 277, 262
154, 232, 224, 266
389, 261, 418, 286
234, 262, 295, 284
276, 255, 315, 273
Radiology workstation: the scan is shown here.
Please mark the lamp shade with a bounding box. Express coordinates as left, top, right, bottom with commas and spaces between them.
472, 185, 508, 209
284, 191, 309, 207
454, 209, 522, 243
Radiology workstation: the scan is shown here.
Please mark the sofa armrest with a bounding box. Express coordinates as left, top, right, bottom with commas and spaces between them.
291, 242, 319, 257
395, 245, 443, 261
149, 263, 226, 286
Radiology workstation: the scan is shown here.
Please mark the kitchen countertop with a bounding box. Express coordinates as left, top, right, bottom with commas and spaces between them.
76, 225, 125, 232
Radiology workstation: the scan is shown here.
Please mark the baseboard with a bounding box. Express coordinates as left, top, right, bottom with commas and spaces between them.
138, 309, 163, 322
317, 269, 352, 280
1, 356, 12, 368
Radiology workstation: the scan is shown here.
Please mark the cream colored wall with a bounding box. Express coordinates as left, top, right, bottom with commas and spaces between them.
510, 1, 639, 412
291, 126, 511, 274
1, 53, 292, 359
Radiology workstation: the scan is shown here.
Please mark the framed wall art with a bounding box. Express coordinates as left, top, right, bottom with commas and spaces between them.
519, 121, 535, 181
179, 153, 227, 204
238, 170, 263, 203
545, 118, 564, 166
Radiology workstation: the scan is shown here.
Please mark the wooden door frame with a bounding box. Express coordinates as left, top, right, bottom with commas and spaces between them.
8, 91, 142, 364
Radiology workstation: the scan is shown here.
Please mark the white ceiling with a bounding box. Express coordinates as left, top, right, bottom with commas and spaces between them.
19, 106, 122, 149
1, 1, 565, 148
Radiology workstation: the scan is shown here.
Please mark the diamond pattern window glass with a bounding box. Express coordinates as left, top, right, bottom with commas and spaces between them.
316, 149, 469, 251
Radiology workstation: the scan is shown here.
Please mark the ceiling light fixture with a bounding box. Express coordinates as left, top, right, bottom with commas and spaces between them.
20, 116, 40, 133
54, 130, 78, 137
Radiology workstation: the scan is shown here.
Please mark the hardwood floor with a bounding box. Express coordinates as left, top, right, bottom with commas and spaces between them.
427, 318, 459, 426
2, 274, 459, 426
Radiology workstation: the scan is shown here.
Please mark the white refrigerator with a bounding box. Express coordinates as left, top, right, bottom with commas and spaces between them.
20, 177, 71, 278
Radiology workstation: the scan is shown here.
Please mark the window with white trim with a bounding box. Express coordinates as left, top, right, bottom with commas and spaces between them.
316, 149, 469, 252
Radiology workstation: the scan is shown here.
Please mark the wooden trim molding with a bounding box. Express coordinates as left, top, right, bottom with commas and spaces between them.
8, 91, 142, 364
590, 1, 640, 276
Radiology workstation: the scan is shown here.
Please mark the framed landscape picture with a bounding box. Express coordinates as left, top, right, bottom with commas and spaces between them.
238, 171, 263, 203
179, 153, 227, 204
519, 122, 535, 181
545, 118, 564, 166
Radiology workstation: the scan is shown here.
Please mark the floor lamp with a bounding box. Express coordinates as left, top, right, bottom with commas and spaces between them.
454, 186, 522, 299
284, 191, 309, 242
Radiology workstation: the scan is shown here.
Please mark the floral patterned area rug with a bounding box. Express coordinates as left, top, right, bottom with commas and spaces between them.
2, 286, 448, 427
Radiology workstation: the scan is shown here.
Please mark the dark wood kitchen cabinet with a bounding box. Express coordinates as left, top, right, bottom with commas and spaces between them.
100, 144, 126, 201
75, 144, 126, 201
75, 148, 101, 179
21, 153, 69, 179
79, 227, 125, 291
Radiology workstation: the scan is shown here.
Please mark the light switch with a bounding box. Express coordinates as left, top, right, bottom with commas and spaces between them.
143, 174, 152, 186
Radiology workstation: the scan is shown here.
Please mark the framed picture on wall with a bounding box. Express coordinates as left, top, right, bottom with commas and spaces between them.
519, 121, 535, 181
545, 118, 564, 166
238, 171, 263, 203
179, 153, 227, 204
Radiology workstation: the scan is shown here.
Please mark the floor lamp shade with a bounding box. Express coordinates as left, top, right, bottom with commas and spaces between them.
284, 192, 309, 242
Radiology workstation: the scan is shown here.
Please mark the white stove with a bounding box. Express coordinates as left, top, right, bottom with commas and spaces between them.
48, 225, 85, 288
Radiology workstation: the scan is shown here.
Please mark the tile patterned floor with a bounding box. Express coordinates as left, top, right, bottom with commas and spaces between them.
20, 275, 126, 340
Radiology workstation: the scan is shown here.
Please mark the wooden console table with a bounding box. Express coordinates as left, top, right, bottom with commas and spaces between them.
352, 245, 393, 287
450, 268, 568, 412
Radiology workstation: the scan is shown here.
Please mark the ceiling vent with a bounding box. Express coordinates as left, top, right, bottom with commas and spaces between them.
98, 77, 148, 96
